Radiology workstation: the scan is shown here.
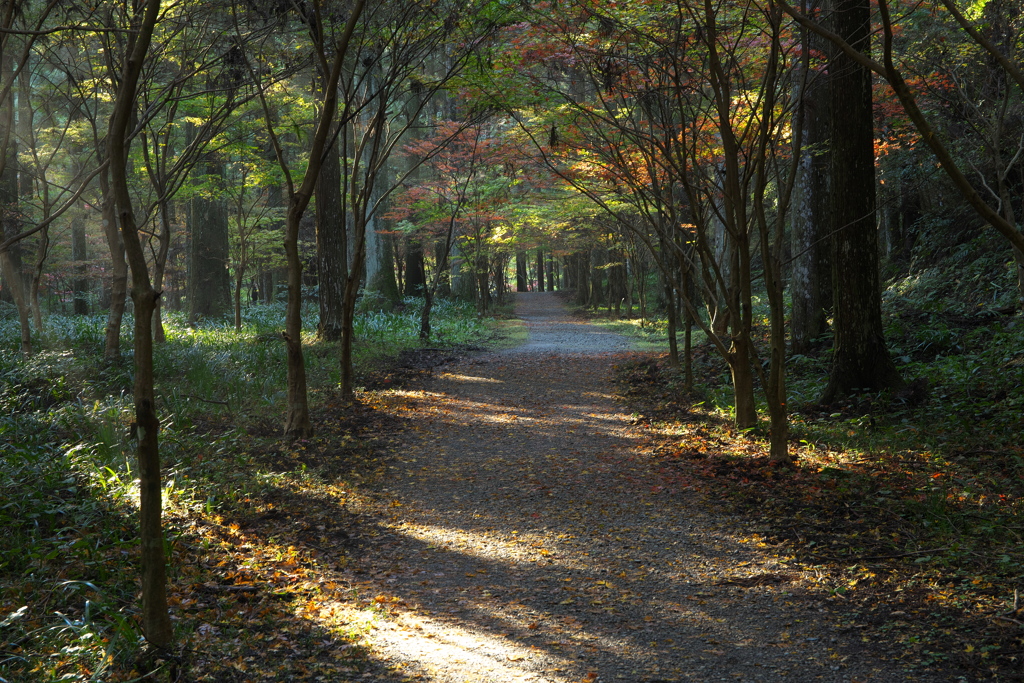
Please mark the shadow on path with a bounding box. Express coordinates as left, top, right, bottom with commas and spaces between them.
346, 293, 959, 682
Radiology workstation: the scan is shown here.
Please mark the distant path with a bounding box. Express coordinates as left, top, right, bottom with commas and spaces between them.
354, 292, 954, 682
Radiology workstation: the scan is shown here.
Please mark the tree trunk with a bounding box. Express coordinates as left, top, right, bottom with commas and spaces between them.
0, 249, 30, 354
188, 155, 231, 323
102, 174, 129, 362
316, 123, 346, 341
820, 0, 903, 402
790, 19, 831, 354
72, 212, 89, 315
151, 201, 171, 342
0, 50, 28, 353
516, 250, 528, 292
282, 200, 313, 437
405, 240, 426, 296
536, 248, 545, 292
107, 0, 171, 649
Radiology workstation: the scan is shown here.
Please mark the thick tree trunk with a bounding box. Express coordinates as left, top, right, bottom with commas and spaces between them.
405, 241, 426, 296
820, 0, 903, 402
0, 51, 29, 353
316, 123, 345, 341
188, 156, 231, 324
790, 25, 831, 354
0, 249, 30, 354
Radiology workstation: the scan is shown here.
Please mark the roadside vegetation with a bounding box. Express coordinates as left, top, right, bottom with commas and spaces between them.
607, 235, 1024, 679
0, 298, 497, 682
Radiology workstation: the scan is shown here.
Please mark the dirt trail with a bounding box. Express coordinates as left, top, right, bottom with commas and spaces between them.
353, 293, 956, 682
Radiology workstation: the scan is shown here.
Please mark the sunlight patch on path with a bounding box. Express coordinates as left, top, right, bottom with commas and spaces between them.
386, 521, 579, 567
369, 609, 578, 683
437, 372, 505, 384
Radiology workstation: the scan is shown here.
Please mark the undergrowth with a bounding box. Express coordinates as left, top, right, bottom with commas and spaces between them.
0, 297, 491, 682
608, 247, 1024, 679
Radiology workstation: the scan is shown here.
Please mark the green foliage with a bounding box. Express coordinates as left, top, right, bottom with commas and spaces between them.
0, 297, 491, 680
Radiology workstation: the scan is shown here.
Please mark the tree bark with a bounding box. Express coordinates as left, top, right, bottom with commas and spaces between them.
0, 49, 29, 353
404, 240, 426, 296
101, 169, 129, 362
790, 10, 831, 354
316, 122, 346, 341
188, 154, 231, 323
819, 0, 903, 402
71, 212, 89, 315
107, 0, 172, 649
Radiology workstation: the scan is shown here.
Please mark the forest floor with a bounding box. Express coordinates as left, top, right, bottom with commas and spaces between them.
6, 295, 1021, 682
183, 292, 978, 683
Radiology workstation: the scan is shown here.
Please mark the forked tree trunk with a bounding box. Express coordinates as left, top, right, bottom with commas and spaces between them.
263, 0, 364, 437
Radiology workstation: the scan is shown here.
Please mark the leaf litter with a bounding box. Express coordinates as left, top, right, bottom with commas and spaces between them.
100, 293, 1001, 682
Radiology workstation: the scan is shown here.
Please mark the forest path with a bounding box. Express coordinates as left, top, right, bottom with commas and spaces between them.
351, 292, 947, 682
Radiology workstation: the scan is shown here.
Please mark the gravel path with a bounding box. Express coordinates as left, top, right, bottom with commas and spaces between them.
356, 292, 959, 682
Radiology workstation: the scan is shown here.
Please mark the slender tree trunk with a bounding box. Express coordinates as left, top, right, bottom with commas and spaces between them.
536, 248, 545, 292
30, 225, 48, 331
107, 0, 171, 649
151, 201, 171, 342
102, 171, 129, 362
282, 198, 313, 437
339, 210, 368, 403
72, 213, 89, 315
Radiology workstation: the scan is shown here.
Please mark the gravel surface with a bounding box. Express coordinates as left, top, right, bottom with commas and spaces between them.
354, 293, 963, 682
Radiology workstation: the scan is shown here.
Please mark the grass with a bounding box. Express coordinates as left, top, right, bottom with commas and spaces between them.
0, 296, 497, 682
